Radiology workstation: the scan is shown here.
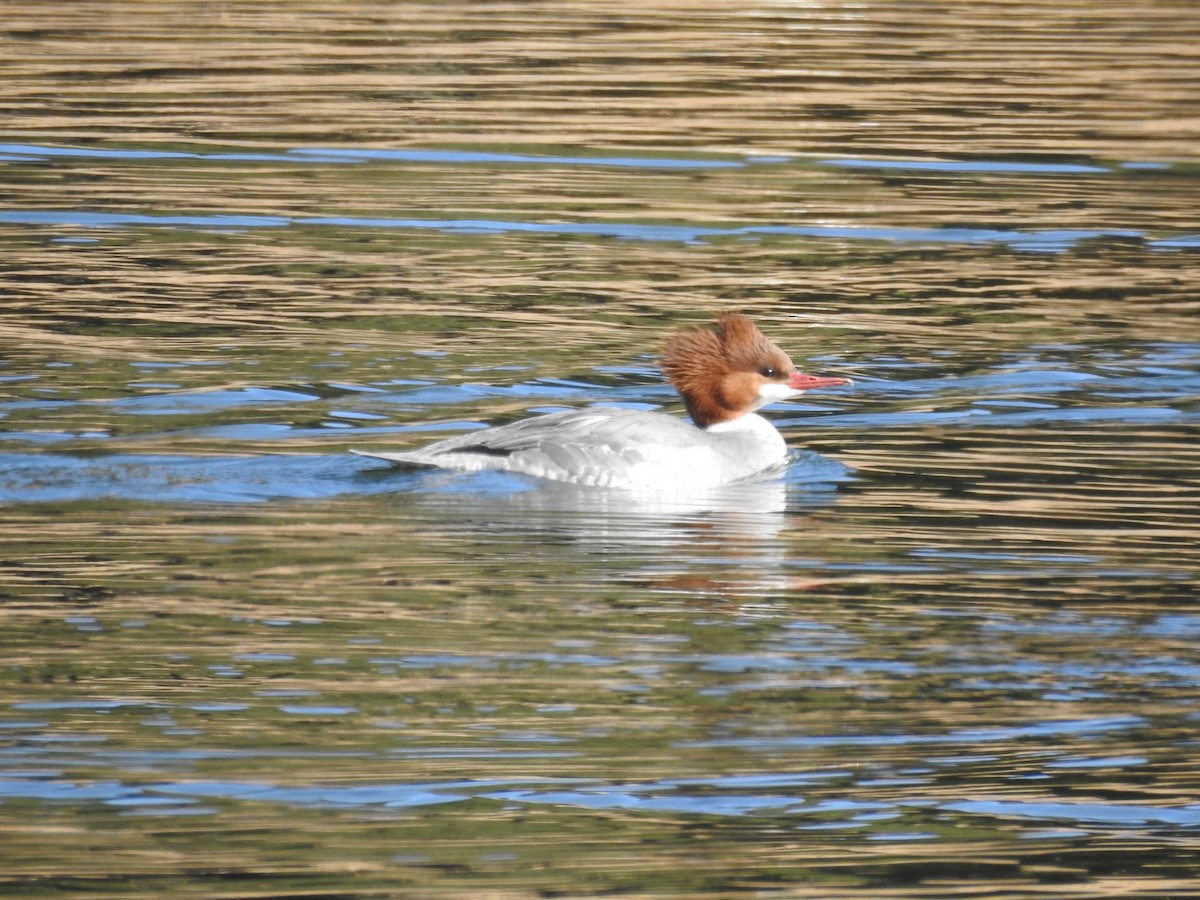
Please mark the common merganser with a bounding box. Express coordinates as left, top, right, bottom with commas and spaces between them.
353, 313, 849, 490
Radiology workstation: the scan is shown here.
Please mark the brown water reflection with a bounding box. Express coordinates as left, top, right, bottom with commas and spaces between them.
6, 1, 1200, 158
2, 0, 1200, 897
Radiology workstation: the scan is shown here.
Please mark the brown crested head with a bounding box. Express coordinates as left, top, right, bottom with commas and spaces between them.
661, 312, 797, 427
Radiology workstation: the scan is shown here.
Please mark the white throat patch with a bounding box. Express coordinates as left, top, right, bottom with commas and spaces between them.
756, 382, 800, 406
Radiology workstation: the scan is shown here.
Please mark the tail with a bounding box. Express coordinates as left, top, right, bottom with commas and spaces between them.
350, 448, 433, 468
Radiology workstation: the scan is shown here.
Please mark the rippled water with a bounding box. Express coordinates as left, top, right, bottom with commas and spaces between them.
2, 2, 1199, 896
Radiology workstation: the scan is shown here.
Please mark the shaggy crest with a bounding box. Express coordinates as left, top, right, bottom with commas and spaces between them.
661, 313, 795, 427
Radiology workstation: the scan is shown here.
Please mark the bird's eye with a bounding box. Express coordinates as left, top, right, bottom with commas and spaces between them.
759, 366, 777, 378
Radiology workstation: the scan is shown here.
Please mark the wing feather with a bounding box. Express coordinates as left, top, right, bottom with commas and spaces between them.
352, 407, 707, 487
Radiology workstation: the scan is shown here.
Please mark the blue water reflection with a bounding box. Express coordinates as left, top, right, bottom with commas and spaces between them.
3, 749, 1197, 829
1, 207, 1182, 252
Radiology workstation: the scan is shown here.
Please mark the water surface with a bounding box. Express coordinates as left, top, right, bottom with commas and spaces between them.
2, 2, 1199, 896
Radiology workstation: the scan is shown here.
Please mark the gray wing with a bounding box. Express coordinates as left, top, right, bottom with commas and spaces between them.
352, 407, 703, 487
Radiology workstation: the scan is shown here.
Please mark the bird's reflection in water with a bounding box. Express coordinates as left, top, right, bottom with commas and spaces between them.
387, 451, 852, 596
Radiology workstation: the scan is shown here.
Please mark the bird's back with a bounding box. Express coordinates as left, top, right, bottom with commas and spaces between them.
352, 406, 784, 490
